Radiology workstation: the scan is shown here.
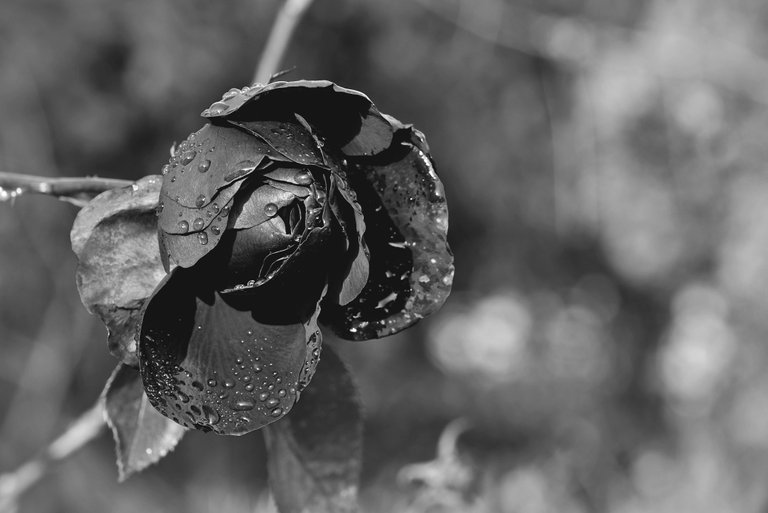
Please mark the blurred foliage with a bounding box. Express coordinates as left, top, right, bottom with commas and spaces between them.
3, 0, 768, 511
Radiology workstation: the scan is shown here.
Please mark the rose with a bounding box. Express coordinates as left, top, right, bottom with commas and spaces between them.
72, 80, 453, 436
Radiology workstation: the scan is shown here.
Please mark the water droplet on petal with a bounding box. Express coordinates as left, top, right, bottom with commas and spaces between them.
266, 398, 280, 408
180, 150, 196, 165
258, 392, 269, 401
195, 194, 207, 207
207, 101, 228, 115
270, 408, 283, 417
203, 405, 220, 425
295, 170, 313, 185
198, 159, 211, 173
192, 218, 205, 231
264, 203, 278, 217
232, 399, 255, 411
223, 379, 235, 389
207, 379, 217, 387
178, 220, 189, 233
198, 232, 209, 245
211, 225, 221, 235
161, 164, 170, 175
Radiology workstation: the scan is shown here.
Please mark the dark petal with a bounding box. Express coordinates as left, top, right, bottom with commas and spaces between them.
340, 106, 395, 157
229, 120, 326, 168
138, 262, 328, 435
264, 346, 362, 513
103, 363, 186, 481
158, 193, 236, 270
321, 126, 453, 340
207, 80, 394, 156
218, 209, 339, 294
161, 123, 284, 210
71, 175, 167, 365
327, 172, 370, 306
230, 182, 300, 230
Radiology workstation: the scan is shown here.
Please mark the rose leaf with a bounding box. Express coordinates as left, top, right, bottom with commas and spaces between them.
264, 346, 362, 513
103, 363, 186, 481
71, 175, 167, 365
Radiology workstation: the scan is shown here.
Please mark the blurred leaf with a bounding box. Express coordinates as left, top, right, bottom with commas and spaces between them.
103, 364, 186, 481
264, 346, 362, 513
71, 175, 166, 365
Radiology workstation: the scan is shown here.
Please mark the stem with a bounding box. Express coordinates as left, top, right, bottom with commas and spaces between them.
253, 0, 315, 85
0, 402, 105, 511
0, 172, 132, 207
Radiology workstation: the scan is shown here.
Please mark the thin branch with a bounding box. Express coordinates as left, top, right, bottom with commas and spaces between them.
253, 0, 315, 85
0, 401, 105, 512
0, 172, 132, 207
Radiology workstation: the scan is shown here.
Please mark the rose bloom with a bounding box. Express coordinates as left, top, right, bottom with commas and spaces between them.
72, 80, 453, 435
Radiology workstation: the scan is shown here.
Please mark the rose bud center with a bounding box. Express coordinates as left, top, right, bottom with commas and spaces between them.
197, 166, 329, 292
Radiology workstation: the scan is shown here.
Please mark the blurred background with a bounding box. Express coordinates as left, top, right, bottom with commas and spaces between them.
1, 0, 768, 511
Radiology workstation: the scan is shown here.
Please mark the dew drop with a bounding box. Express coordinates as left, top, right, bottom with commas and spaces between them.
232, 399, 255, 411
191, 381, 204, 391
198, 232, 209, 245
195, 194, 207, 207
178, 220, 189, 233
192, 217, 205, 231
178, 392, 190, 403
277, 389, 286, 398
223, 379, 236, 389
220, 205, 231, 217
198, 159, 211, 173
161, 164, 170, 175
180, 150, 196, 165
207, 379, 217, 387
253, 363, 263, 373
266, 398, 280, 408
295, 170, 313, 184
207, 101, 228, 115
270, 408, 283, 417
245, 383, 255, 392
258, 392, 270, 401
264, 203, 278, 217
203, 405, 220, 425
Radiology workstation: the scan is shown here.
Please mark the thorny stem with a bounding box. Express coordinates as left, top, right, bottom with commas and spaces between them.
253, 0, 315, 84
0, 172, 132, 207
0, 401, 105, 512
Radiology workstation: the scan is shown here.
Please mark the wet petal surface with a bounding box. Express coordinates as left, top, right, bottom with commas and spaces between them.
203, 80, 394, 154
138, 253, 329, 435
322, 126, 453, 340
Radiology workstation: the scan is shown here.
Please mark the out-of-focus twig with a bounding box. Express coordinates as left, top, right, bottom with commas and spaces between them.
0, 401, 105, 513
0, 172, 131, 207
253, 0, 314, 85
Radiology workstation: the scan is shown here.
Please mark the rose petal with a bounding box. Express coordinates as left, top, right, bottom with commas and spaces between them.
161, 123, 285, 210
71, 175, 166, 365
327, 172, 370, 306
205, 80, 394, 155
321, 125, 453, 340
138, 262, 328, 435
230, 120, 325, 168
230, 182, 300, 230
158, 193, 236, 270
340, 106, 395, 157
